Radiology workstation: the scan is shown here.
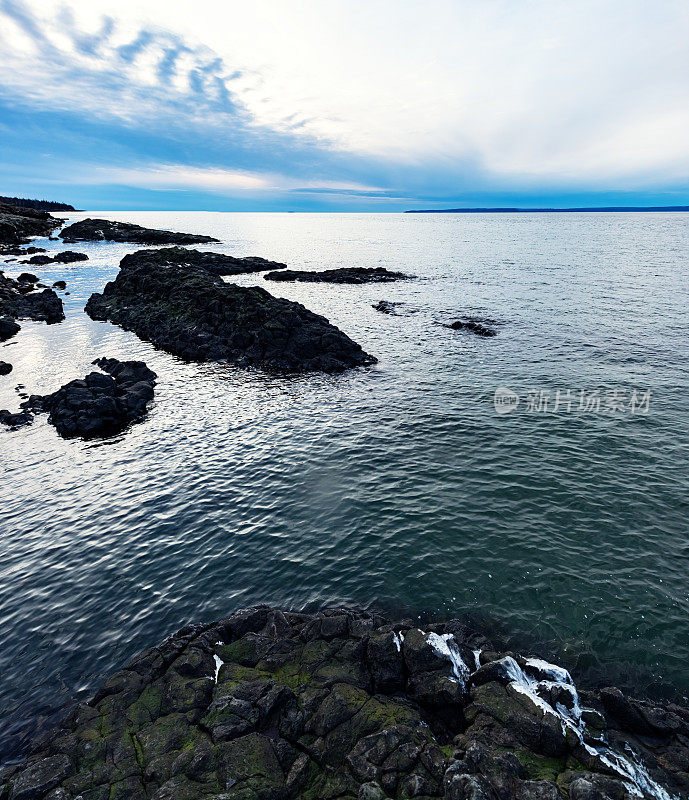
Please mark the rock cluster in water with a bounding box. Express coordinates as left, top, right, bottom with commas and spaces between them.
23, 251, 88, 265
0, 358, 157, 437
85, 252, 376, 372
114, 247, 287, 277
0, 270, 65, 327
1, 606, 686, 800
60, 219, 219, 245
264, 267, 413, 283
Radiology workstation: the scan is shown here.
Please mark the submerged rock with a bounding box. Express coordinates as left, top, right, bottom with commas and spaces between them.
448, 318, 497, 337
372, 300, 420, 316
85, 253, 375, 372
115, 246, 287, 276
264, 266, 413, 283
2, 606, 687, 800
4, 358, 157, 438
60, 218, 219, 245
0, 360, 12, 375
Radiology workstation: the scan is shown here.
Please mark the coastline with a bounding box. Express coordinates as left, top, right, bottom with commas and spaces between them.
2, 208, 688, 800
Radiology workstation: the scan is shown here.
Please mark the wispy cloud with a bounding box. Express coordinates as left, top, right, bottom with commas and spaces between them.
0, 0, 688, 209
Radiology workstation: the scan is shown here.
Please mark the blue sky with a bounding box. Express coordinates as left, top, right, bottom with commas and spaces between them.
1, 0, 688, 211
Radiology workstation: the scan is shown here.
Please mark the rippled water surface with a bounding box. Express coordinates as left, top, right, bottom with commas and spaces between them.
1, 211, 688, 762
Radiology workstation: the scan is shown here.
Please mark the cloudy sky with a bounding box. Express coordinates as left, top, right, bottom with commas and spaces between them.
1, 0, 688, 210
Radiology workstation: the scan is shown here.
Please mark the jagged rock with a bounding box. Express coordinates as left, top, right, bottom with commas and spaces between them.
60, 218, 219, 245
447, 318, 497, 337
3, 607, 686, 800
115, 246, 287, 276
85, 252, 376, 372
14, 358, 157, 438
0, 361, 12, 375
0, 315, 20, 340
265, 267, 413, 283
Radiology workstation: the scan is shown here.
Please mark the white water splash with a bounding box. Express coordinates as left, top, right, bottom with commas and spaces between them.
211, 653, 224, 684
472, 649, 482, 671
393, 631, 404, 652
426, 632, 470, 688
470, 653, 677, 800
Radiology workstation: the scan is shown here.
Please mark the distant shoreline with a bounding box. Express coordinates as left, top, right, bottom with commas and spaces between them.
405, 205, 689, 213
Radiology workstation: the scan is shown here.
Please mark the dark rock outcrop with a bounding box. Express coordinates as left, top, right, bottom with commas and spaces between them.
0, 270, 65, 324
60, 218, 219, 245
24, 251, 88, 265
0, 409, 32, 428
115, 246, 287, 276
2, 607, 687, 800
2, 358, 157, 438
0, 360, 12, 375
22, 255, 53, 265
52, 280, 67, 290
0, 202, 62, 244
265, 267, 413, 283
448, 318, 497, 337
85, 253, 375, 372
0, 315, 21, 340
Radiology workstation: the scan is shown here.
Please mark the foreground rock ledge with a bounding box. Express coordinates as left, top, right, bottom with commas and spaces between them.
85, 254, 375, 372
2, 607, 687, 800
60, 219, 219, 245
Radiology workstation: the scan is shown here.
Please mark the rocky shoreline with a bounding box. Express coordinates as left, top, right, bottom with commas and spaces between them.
1, 606, 686, 800
0, 201, 63, 244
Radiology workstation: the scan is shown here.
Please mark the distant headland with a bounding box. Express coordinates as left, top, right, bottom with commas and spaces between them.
0, 196, 76, 212
405, 205, 689, 213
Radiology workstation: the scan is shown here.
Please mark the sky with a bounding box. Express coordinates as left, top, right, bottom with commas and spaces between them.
1, 0, 688, 211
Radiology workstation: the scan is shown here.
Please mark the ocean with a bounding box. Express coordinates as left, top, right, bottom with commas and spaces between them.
1, 210, 688, 762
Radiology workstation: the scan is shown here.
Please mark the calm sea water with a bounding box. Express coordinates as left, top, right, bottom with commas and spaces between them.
1, 211, 688, 763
